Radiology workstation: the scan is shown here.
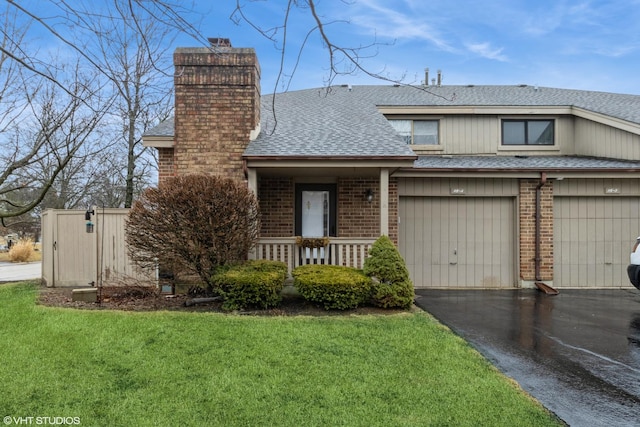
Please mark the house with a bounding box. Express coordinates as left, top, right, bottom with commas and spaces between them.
143, 38, 640, 290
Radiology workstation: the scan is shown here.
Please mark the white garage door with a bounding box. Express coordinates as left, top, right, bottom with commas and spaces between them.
554, 196, 640, 288
399, 197, 516, 288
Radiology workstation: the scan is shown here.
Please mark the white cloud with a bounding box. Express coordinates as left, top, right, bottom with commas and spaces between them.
465, 42, 508, 62
346, 0, 457, 52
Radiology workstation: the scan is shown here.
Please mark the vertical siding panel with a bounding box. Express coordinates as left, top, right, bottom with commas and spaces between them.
575, 117, 640, 160
555, 183, 640, 288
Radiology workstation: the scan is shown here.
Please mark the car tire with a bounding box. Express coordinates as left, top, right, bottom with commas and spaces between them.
628, 265, 640, 290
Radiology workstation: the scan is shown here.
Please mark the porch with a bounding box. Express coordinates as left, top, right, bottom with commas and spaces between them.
250, 237, 375, 274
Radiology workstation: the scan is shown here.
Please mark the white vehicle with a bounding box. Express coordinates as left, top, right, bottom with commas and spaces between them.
628, 236, 640, 290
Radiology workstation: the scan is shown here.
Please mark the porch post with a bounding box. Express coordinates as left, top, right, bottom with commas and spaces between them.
380, 168, 389, 236
247, 168, 258, 195
246, 167, 258, 261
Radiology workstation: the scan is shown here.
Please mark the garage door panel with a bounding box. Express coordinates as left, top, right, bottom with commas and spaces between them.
400, 197, 515, 288
554, 196, 640, 288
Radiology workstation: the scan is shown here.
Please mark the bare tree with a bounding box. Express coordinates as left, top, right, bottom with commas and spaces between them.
0, 1, 197, 224
71, 0, 176, 207
0, 57, 109, 226
0, 1, 186, 222
1, 1, 206, 102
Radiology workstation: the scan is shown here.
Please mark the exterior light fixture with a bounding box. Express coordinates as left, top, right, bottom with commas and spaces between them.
85, 208, 95, 233
364, 189, 374, 203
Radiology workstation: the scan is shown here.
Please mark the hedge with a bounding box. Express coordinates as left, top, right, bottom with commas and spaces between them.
212, 260, 288, 310
292, 264, 372, 310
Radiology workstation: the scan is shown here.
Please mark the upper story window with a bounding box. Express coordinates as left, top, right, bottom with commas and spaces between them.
502, 119, 554, 145
388, 119, 439, 145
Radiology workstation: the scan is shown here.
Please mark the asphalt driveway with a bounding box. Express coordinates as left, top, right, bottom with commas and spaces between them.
414, 289, 640, 427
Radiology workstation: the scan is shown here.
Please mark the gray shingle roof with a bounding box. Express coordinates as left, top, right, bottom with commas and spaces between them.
246, 84, 640, 158
144, 117, 174, 137
244, 87, 415, 158
145, 84, 640, 162
414, 155, 640, 170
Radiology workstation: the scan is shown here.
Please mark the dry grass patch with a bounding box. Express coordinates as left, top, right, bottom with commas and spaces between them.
0, 240, 41, 262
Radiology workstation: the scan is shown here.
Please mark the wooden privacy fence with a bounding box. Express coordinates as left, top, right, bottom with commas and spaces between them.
41, 208, 155, 287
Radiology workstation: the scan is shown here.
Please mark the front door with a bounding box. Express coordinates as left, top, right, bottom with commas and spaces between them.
301, 191, 329, 237
295, 184, 337, 260
295, 184, 337, 237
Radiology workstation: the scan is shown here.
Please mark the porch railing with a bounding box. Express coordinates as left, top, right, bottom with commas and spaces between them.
249, 237, 375, 274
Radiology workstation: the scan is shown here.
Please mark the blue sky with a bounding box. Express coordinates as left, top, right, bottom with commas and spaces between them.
180, 0, 640, 95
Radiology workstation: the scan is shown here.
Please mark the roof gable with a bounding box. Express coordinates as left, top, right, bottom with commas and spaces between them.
245, 87, 415, 158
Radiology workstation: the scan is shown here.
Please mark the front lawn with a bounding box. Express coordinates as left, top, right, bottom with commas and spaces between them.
0, 283, 561, 426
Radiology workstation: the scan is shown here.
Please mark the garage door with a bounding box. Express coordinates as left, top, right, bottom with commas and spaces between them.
399, 197, 516, 288
554, 197, 640, 288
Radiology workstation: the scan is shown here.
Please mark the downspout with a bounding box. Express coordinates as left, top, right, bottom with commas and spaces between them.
534, 172, 558, 295
535, 172, 547, 282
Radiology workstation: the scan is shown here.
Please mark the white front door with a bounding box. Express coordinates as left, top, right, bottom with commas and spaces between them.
301, 190, 329, 258
301, 190, 329, 237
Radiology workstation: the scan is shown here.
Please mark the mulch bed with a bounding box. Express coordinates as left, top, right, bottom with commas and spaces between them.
37, 285, 416, 316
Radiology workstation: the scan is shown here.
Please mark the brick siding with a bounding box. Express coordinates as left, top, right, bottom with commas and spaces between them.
166, 44, 260, 184
257, 177, 398, 243
259, 177, 294, 237
338, 178, 381, 238
519, 179, 554, 281
157, 148, 175, 181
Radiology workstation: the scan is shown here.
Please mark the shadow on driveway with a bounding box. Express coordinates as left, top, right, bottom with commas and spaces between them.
414, 289, 640, 427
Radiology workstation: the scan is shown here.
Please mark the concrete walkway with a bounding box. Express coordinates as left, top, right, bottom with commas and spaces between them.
0, 261, 42, 282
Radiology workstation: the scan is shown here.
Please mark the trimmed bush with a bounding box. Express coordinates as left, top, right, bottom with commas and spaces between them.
292, 264, 372, 310
8, 239, 34, 263
212, 260, 287, 310
363, 235, 410, 283
370, 280, 414, 309
364, 236, 415, 309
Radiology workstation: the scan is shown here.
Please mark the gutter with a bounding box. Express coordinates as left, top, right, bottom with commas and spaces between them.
535, 172, 547, 282
534, 172, 559, 295
242, 155, 418, 161
396, 167, 640, 174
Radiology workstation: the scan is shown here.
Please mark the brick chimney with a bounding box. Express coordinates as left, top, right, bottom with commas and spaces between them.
172, 38, 261, 182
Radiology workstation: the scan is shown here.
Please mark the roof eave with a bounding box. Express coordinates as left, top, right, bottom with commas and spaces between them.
395, 167, 640, 179
143, 136, 174, 148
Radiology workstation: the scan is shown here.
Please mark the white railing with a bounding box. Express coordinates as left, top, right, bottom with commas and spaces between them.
250, 237, 375, 274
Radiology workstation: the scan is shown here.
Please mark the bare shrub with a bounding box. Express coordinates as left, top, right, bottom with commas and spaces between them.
125, 175, 260, 290
8, 239, 34, 263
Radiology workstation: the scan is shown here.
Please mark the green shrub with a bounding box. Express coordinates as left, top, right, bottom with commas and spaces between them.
363, 235, 410, 283
363, 236, 415, 309
212, 260, 287, 310
370, 280, 414, 309
292, 264, 372, 310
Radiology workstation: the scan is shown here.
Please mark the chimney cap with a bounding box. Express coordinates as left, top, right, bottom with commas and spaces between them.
208, 37, 232, 48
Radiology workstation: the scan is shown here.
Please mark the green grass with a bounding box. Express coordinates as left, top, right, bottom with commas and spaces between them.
0, 283, 562, 426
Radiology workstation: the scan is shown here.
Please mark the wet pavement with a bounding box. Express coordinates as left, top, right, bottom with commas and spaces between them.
414, 289, 640, 427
